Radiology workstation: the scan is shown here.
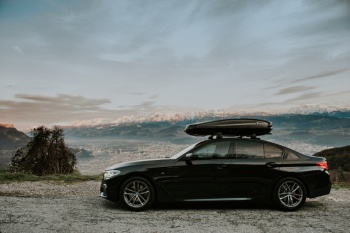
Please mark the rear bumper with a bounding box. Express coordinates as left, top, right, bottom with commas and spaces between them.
302, 171, 332, 198
308, 181, 331, 198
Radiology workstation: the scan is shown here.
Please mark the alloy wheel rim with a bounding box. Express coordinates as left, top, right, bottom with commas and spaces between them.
278, 181, 303, 208
123, 180, 150, 208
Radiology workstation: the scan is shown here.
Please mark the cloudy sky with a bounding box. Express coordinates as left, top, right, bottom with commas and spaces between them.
1, 0, 350, 129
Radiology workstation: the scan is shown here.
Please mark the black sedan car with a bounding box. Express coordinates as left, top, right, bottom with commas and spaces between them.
100, 136, 331, 211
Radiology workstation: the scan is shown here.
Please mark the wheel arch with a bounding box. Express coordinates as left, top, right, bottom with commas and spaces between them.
271, 175, 310, 201
272, 175, 308, 211
118, 172, 158, 202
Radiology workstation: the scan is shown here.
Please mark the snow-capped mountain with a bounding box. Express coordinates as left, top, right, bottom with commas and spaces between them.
287, 104, 350, 115
61, 105, 350, 148
68, 105, 350, 128
69, 110, 271, 128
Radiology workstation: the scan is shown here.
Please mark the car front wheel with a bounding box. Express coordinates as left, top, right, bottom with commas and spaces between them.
120, 177, 154, 211
274, 177, 306, 211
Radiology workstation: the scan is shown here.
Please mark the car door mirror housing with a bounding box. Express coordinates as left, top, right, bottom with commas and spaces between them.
185, 153, 197, 160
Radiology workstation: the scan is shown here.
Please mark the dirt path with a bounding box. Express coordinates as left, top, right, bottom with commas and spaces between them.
0, 181, 349, 233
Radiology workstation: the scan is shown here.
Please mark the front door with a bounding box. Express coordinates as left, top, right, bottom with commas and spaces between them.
170, 139, 233, 199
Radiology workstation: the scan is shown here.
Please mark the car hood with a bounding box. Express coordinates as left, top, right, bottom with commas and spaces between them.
104, 158, 175, 171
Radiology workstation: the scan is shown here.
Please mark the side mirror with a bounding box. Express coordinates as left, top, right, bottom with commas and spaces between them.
185, 153, 197, 160
184, 153, 197, 165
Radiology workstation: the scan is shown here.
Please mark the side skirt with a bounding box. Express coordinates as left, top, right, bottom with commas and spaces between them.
182, 198, 252, 202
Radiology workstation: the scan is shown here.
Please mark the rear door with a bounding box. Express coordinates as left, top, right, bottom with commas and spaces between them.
226, 139, 284, 198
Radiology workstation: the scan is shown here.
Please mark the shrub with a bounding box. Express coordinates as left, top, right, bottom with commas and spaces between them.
11, 126, 76, 175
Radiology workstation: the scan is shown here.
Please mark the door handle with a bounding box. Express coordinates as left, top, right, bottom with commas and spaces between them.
266, 162, 278, 168
215, 165, 228, 169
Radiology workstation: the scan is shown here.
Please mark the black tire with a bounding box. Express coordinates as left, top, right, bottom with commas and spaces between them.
119, 176, 154, 211
274, 177, 306, 211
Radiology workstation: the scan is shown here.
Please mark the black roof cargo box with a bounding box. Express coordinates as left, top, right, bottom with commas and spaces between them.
184, 119, 272, 137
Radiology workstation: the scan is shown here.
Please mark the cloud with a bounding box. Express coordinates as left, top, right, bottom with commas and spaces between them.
0, 94, 160, 129
149, 94, 158, 100
12, 46, 23, 55
291, 69, 348, 84
285, 92, 322, 102
118, 101, 157, 110
0, 94, 175, 130
275, 86, 315, 95
269, 68, 349, 98
128, 92, 147, 96
15, 94, 110, 107
1, 0, 350, 128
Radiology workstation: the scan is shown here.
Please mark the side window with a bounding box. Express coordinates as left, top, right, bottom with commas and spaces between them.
235, 140, 264, 159
193, 141, 231, 159
264, 143, 283, 158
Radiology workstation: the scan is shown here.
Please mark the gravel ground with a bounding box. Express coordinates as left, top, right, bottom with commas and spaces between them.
0, 181, 350, 233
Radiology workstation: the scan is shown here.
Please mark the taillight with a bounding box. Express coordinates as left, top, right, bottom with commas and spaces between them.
317, 161, 328, 170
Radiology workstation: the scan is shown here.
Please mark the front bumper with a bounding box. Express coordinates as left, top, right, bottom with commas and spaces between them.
100, 183, 108, 198
100, 180, 120, 202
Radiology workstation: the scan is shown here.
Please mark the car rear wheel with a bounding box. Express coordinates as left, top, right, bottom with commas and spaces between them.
120, 177, 154, 211
274, 177, 306, 211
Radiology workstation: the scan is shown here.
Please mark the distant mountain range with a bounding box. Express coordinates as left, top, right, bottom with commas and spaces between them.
0, 124, 29, 150
0, 124, 30, 168
69, 105, 350, 128
62, 110, 350, 147
2, 107, 350, 148
287, 104, 350, 116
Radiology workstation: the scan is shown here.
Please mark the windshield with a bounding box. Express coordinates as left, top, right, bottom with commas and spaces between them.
171, 142, 200, 159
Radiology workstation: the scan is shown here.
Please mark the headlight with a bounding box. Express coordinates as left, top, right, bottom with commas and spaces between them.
104, 170, 121, 180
